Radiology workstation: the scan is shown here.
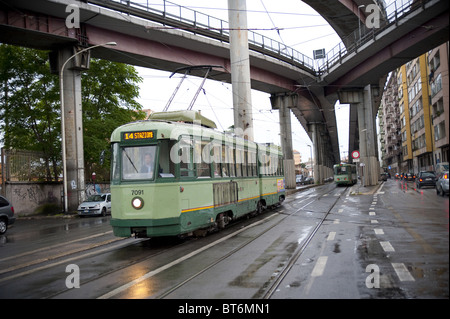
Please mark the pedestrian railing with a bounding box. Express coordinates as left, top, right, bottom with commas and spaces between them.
89, 0, 436, 77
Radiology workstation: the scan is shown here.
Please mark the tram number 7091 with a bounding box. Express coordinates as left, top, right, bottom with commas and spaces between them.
131, 190, 144, 196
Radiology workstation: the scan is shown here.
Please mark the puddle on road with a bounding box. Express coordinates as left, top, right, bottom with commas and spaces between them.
297, 226, 313, 245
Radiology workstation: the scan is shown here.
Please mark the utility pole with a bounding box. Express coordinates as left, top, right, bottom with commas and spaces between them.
228, 0, 254, 141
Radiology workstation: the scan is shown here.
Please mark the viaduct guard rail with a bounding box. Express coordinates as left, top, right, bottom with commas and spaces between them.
88, 0, 436, 78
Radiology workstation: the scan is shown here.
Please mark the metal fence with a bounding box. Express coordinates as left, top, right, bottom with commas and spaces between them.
0, 148, 59, 182
89, 0, 316, 72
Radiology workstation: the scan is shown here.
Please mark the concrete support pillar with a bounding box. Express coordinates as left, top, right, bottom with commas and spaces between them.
228, 0, 254, 141
59, 47, 86, 212
309, 123, 321, 184
357, 85, 380, 186
270, 93, 296, 189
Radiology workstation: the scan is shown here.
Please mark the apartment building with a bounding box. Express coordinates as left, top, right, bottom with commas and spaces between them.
378, 70, 402, 174
429, 43, 449, 165
379, 42, 449, 174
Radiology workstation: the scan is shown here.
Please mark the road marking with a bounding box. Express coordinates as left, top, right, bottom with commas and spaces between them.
333, 219, 340, 224
392, 263, 415, 281
371, 220, 378, 224
369, 211, 376, 216
374, 229, 384, 235
338, 208, 343, 213
311, 256, 328, 277
97, 213, 279, 299
369, 207, 375, 210
376, 183, 385, 194
327, 232, 336, 241
371, 202, 377, 205
380, 241, 395, 252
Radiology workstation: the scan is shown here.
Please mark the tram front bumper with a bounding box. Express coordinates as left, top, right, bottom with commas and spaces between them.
110, 218, 181, 237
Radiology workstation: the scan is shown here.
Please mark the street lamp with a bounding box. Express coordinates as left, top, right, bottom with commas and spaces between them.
60, 42, 116, 213
358, 5, 365, 43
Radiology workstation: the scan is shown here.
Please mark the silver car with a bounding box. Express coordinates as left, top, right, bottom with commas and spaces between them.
436, 171, 449, 196
77, 193, 112, 217
0, 195, 16, 235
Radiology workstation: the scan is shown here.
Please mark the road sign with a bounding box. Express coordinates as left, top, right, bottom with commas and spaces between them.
351, 150, 360, 159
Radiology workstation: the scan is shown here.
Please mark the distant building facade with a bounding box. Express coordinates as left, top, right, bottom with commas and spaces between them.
378, 42, 449, 174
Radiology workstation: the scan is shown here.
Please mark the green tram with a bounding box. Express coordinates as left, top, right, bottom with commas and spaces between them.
333, 163, 357, 186
109, 111, 286, 238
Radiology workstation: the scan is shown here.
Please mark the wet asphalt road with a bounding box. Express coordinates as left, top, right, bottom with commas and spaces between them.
0, 179, 448, 299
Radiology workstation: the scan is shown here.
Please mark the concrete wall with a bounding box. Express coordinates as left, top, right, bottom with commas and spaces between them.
4, 182, 110, 216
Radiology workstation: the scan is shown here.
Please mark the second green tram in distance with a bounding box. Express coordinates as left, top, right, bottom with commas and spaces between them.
333, 163, 357, 186
109, 110, 286, 238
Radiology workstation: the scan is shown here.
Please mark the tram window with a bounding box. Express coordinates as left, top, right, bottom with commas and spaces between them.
334, 166, 347, 175
242, 150, 249, 177
179, 136, 194, 178
260, 154, 268, 176
122, 145, 157, 180
278, 156, 284, 175
228, 146, 235, 177
249, 150, 257, 176
111, 143, 120, 184
158, 140, 175, 178
196, 139, 211, 178
236, 148, 243, 177
213, 142, 222, 177
221, 145, 229, 177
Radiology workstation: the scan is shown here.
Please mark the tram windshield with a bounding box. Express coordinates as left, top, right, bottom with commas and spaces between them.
334, 165, 348, 175
121, 145, 157, 180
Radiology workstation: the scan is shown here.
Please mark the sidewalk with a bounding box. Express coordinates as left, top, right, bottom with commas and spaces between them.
348, 181, 383, 195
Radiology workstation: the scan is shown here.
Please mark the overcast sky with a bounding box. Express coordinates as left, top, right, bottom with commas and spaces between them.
133, 0, 355, 163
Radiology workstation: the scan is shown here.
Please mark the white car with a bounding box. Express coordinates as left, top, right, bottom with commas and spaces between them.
77, 193, 111, 217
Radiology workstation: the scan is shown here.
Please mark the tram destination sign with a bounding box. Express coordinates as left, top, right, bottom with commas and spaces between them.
122, 130, 156, 141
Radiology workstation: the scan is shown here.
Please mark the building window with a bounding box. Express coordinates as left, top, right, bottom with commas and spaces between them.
433, 98, 444, 117
434, 121, 446, 141
431, 73, 442, 97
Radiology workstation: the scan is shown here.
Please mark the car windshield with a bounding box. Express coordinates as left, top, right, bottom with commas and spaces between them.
86, 195, 104, 202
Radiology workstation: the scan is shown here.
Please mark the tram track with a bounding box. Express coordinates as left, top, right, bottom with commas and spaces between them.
150, 185, 348, 299
1, 184, 347, 299
261, 190, 343, 299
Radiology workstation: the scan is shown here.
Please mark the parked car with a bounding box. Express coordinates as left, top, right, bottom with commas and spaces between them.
415, 171, 436, 189
379, 173, 388, 181
296, 175, 304, 185
304, 177, 314, 185
0, 195, 16, 235
436, 171, 449, 196
77, 193, 111, 217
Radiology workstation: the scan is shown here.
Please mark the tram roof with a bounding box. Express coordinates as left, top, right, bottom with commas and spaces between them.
149, 110, 217, 129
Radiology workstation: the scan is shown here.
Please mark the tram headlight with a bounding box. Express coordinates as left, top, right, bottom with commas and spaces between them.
131, 197, 144, 210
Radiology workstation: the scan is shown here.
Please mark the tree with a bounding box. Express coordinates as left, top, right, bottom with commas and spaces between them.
81, 58, 145, 181
0, 45, 61, 181
0, 44, 145, 181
